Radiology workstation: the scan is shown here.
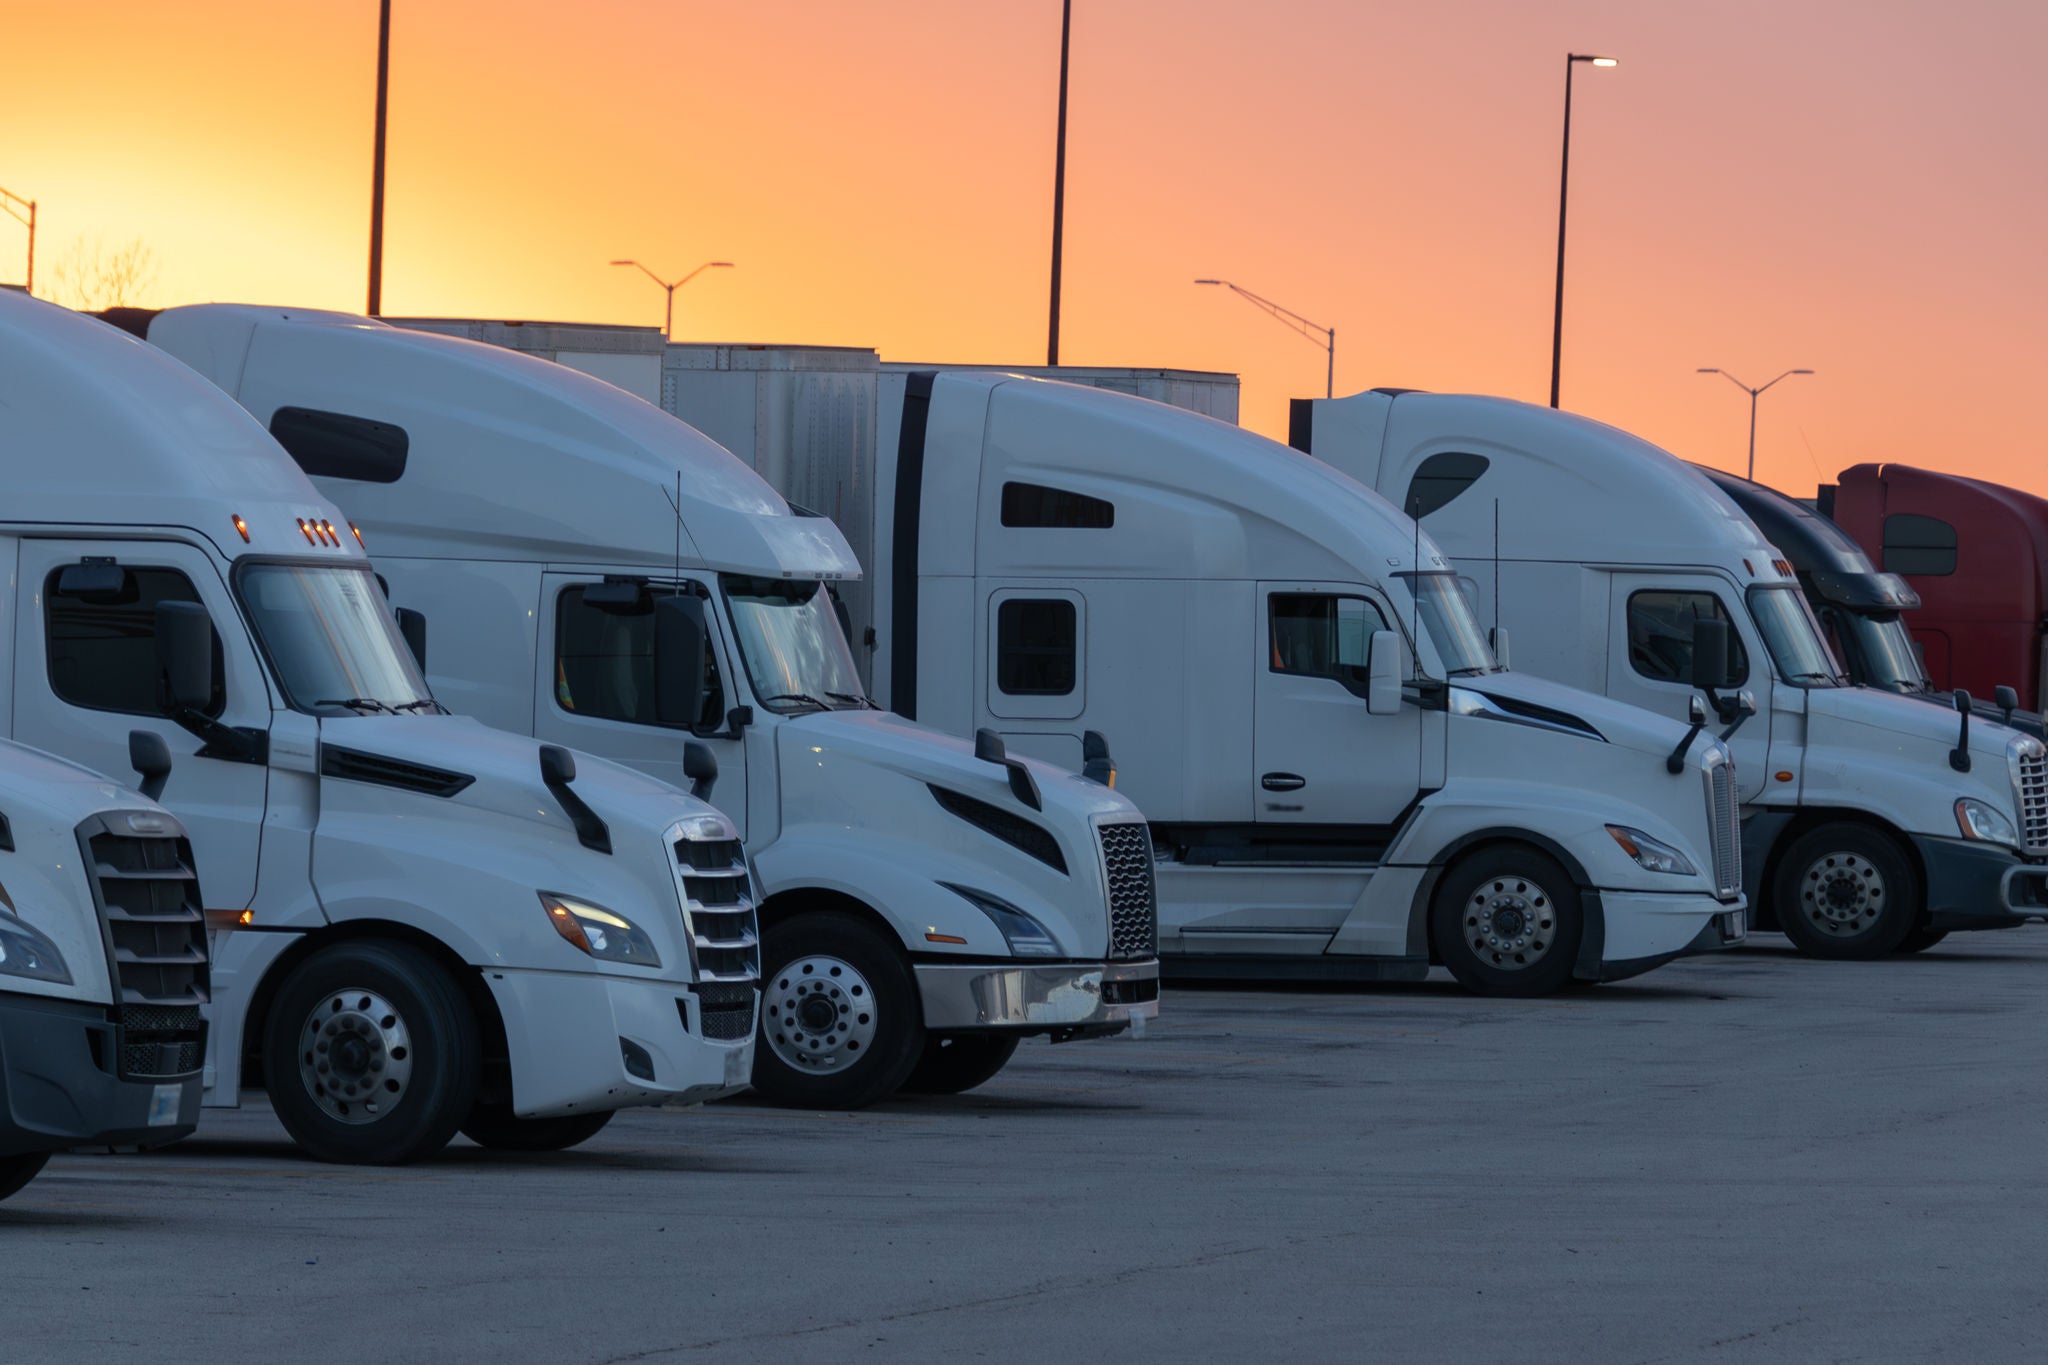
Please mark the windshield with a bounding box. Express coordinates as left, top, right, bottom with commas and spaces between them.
722, 576, 867, 713
1392, 572, 1498, 677
1838, 611, 1930, 693
237, 563, 437, 715
1746, 584, 1845, 688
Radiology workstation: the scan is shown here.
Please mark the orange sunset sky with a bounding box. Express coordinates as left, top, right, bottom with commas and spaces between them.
6, 1, 2044, 498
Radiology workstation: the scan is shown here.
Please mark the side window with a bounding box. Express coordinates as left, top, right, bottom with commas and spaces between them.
46, 567, 226, 717
1000, 482, 1115, 529
1404, 452, 1490, 520
269, 407, 410, 483
555, 586, 724, 729
1626, 590, 1749, 684
1269, 594, 1389, 680
996, 599, 1077, 695
1881, 513, 1957, 576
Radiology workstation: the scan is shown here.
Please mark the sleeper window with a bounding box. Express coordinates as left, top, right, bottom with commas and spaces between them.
45, 567, 226, 717
555, 585, 724, 729
1881, 513, 1958, 577
1626, 590, 1749, 684
996, 599, 1077, 695
1269, 594, 1389, 680
1000, 482, 1115, 529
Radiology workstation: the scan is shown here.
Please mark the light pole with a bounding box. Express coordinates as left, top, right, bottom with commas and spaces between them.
0, 186, 33, 293
367, 0, 391, 315
1697, 367, 1814, 480
1047, 0, 1073, 366
1195, 279, 1336, 398
610, 260, 735, 340
1549, 52, 1617, 409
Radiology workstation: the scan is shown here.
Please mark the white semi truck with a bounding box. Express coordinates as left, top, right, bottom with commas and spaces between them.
1292, 389, 2048, 958
136, 305, 1161, 1109
0, 737, 211, 1201
4, 292, 757, 1165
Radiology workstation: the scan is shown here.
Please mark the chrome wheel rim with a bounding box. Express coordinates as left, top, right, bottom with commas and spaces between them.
1464, 875, 1559, 971
1799, 852, 1887, 937
762, 955, 877, 1075
298, 988, 413, 1124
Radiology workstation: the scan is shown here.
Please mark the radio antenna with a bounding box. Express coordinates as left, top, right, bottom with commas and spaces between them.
1493, 497, 1501, 650
1412, 512, 1421, 674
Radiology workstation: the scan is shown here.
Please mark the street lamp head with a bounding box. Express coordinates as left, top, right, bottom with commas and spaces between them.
1590, 56, 1618, 67
1193, 278, 1223, 286
1697, 368, 1721, 374
609, 259, 635, 266
1792, 369, 1814, 375
1570, 54, 1619, 66
709, 262, 735, 269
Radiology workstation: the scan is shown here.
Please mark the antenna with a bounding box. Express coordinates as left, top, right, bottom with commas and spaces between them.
675, 470, 683, 588
1411, 513, 1421, 677
1492, 497, 1501, 648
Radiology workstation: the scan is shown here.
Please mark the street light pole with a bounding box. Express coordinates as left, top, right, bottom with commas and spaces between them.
1697, 367, 1815, 480
1550, 52, 1617, 409
0, 186, 33, 293
610, 259, 735, 340
1194, 278, 1336, 398
367, 0, 391, 315
1047, 0, 1072, 366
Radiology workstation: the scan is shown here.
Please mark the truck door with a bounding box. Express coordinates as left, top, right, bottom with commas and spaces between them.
13, 539, 273, 908
537, 573, 750, 840
1254, 585, 1424, 826
1606, 575, 1773, 803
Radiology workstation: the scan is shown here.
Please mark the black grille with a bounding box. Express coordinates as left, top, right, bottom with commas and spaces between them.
82, 820, 209, 1080
676, 838, 744, 872
1097, 822, 1158, 959
320, 745, 475, 797
929, 785, 1068, 873
675, 837, 760, 984
690, 982, 757, 1042
120, 1004, 205, 1077
683, 874, 743, 907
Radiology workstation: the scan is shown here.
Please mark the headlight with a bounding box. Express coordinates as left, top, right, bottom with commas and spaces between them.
1956, 798, 2020, 847
539, 893, 662, 968
943, 884, 1064, 957
0, 909, 73, 985
674, 813, 735, 843
1605, 825, 1698, 876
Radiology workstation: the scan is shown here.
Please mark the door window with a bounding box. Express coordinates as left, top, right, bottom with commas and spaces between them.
1269, 594, 1389, 681
45, 566, 226, 717
555, 585, 724, 729
1626, 590, 1748, 684
996, 598, 1078, 696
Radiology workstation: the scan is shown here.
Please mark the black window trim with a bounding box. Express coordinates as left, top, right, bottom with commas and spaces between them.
552, 576, 732, 734
269, 405, 410, 484
1265, 591, 1391, 683
994, 596, 1079, 698
999, 480, 1116, 530
43, 561, 230, 722
1623, 587, 1751, 687
1880, 512, 1958, 578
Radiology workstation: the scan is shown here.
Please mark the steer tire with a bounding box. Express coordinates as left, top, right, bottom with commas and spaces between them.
901, 1034, 1022, 1095
460, 1103, 614, 1152
752, 912, 923, 1110
1773, 824, 1919, 960
1431, 845, 1585, 998
1895, 926, 1951, 955
262, 940, 481, 1166
0, 1152, 50, 1201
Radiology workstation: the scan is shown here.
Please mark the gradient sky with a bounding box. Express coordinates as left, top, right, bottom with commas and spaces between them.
7, 1, 2044, 497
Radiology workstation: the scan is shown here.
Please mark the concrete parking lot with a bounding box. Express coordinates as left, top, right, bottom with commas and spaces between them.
9, 932, 2048, 1364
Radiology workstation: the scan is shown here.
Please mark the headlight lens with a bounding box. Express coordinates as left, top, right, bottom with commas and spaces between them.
1955, 798, 2020, 847
0, 909, 73, 985
674, 813, 735, 843
539, 893, 662, 968
943, 884, 1064, 957
1605, 825, 1698, 876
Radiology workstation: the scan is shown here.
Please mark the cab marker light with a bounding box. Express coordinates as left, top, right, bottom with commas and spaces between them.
239, 909, 254, 925
925, 931, 969, 945
350, 523, 365, 547
1775, 770, 1795, 783
297, 518, 317, 545
321, 520, 341, 546
232, 514, 250, 543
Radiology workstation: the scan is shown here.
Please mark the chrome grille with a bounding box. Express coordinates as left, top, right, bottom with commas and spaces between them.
1096, 821, 1159, 960
671, 827, 761, 987
78, 815, 209, 1080
1704, 758, 1743, 899
2016, 744, 2048, 854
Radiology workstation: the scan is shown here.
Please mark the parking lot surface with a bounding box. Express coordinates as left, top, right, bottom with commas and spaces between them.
9, 933, 2048, 1363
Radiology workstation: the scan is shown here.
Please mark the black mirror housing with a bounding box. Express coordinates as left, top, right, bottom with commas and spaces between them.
155, 601, 216, 713
683, 740, 718, 802
58, 560, 134, 604
395, 607, 427, 671
1690, 617, 1732, 690
128, 730, 172, 803
653, 595, 709, 728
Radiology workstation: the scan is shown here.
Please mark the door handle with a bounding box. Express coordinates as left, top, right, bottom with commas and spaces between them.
1261, 772, 1307, 792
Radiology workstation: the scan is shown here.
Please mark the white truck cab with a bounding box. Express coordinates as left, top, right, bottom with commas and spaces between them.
137, 304, 1160, 1109
3, 292, 756, 1164
1293, 389, 2048, 957
855, 372, 1745, 995
0, 738, 210, 1201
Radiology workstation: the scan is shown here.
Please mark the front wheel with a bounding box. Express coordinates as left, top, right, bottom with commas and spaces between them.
1431, 845, 1585, 997
752, 911, 923, 1110
460, 1103, 614, 1152
0, 1152, 49, 1201
1772, 824, 1919, 960
262, 940, 481, 1165
901, 1034, 1022, 1095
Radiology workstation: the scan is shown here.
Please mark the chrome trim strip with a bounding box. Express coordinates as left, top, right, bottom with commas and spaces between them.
915, 959, 1160, 1030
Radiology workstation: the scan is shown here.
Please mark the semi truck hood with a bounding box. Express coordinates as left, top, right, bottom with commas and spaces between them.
1806, 685, 2026, 764
1453, 670, 1704, 763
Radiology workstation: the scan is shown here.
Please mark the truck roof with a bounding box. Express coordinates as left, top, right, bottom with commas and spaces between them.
0, 293, 360, 562
1699, 467, 1919, 611
141, 305, 862, 581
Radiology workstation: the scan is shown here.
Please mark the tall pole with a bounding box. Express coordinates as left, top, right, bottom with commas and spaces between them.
665, 284, 675, 342
1747, 390, 1759, 481
1194, 278, 1335, 395
1326, 326, 1335, 399
0, 187, 34, 294
1697, 367, 1814, 480
1047, 0, 1071, 366
1549, 56, 1574, 409
367, 0, 391, 316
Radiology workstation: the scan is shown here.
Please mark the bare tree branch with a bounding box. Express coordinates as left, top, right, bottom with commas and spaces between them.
47, 236, 159, 311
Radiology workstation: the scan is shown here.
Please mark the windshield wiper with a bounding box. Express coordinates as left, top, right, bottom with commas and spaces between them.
313, 696, 398, 715
391, 699, 448, 715
824, 691, 878, 709
759, 692, 831, 711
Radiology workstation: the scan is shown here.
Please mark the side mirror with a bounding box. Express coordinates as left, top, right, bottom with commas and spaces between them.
653, 595, 709, 728
539, 745, 577, 786
1689, 695, 1709, 724
829, 588, 853, 645
1489, 626, 1510, 671
1081, 730, 1117, 788
1690, 617, 1732, 690
1997, 685, 2019, 726
395, 607, 427, 671
155, 602, 216, 713
58, 560, 133, 604
683, 740, 718, 802
1366, 631, 1403, 715
1951, 689, 1974, 773
128, 730, 172, 803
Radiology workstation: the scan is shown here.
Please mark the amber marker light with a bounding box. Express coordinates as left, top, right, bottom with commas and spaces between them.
925, 931, 969, 944
232, 514, 250, 543
238, 910, 254, 925
297, 518, 316, 545
1775, 771, 1795, 783
350, 523, 364, 547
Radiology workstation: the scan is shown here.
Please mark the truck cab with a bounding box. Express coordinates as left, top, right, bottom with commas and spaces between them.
6, 292, 756, 1165
137, 304, 1159, 1111
1, 739, 210, 1202
1294, 389, 2048, 958
862, 373, 1744, 996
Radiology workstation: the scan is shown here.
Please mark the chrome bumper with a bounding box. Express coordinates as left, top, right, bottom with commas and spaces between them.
916, 958, 1160, 1035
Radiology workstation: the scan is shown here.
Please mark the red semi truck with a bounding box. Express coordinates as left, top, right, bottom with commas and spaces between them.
1820, 464, 2048, 711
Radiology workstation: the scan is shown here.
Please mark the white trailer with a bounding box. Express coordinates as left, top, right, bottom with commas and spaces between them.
1292, 389, 2048, 957
141, 306, 1160, 1109
5, 293, 755, 1164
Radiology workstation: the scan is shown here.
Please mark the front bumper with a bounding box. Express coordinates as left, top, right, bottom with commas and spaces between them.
916, 958, 1160, 1039
1913, 834, 2048, 930
1577, 888, 1746, 984
0, 991, 203, 1157
483, 967, 755, 1119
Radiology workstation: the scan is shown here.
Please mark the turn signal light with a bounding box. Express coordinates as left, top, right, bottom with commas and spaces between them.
232, 514, 250, 543
925, 931, 969, 945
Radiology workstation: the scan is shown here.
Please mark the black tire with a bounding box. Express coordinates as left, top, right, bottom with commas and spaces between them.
1431, 845, 1585, 998
262, 940, 481, 1165
901, 1034, 1022, 1095
460, 1103, 614, 1152
1896, 926, 1951, 955
0, 1152, 49, 1201
752, 911, 923, 1109
1772, 823, 1919, 960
